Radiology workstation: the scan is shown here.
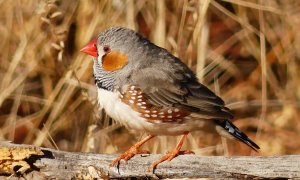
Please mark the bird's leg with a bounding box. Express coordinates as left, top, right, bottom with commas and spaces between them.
110, 134, 155, 167
149, 132, 193, 170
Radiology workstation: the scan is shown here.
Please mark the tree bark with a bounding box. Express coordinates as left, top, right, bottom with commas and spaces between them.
0, 142, 299, 179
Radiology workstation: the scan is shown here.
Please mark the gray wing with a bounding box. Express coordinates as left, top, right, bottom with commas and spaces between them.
130, 53, 233, 120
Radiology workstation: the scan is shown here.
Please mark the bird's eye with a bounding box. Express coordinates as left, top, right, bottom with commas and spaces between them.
103, 46, 110, 53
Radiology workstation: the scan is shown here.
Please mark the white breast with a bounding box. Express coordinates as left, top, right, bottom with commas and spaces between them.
97, 88, 150, 131
97, 88, 213, 136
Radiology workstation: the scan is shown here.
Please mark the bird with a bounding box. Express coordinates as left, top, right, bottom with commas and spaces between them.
80, 27, 260, 170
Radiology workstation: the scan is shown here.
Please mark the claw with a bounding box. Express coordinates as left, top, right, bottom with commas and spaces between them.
148, 132, 190, 170
148, 149, 193, 170
110, 146, 137, 167
110, 135, 154, 167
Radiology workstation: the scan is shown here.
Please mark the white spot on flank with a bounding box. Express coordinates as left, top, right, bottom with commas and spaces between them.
152, 110, 157, 113
151, 114, 158, 118
129, 100, 134, 104
132, 93, 137, 96
174, 108, 179, 112
145, 110, 150, 113
97, 89, 150, 133
128, 90, 133, 93
167, 115, 173, 118
159, 112, 164, 115
130, 86, 135, 90
137, 95, 143, 98
144, 114, 150, 118
159, 115, 165, 118
131, 96, 136, 100
138, 99, 142, 102
141, 102, 146, 105
137, 103, 142, 106
141, 106, 146, 109
167, 109, 172, 114
176, 114, 181, 117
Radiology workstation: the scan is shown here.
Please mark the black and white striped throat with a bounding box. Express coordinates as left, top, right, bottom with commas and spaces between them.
93, 59, 116, 91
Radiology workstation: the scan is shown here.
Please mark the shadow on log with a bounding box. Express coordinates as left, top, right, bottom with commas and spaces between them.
0, 141, 299, 179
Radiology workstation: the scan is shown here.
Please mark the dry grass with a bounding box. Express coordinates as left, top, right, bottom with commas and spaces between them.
0, 0, 299, 158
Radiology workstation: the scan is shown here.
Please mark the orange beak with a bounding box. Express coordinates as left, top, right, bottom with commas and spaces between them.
80, 39, 98, 57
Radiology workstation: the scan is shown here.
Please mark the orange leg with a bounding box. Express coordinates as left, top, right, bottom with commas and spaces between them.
149, 132, 193, 170
110, 134, 155, 167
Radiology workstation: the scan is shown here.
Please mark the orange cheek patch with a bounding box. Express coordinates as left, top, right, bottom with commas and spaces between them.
102, 51, 128, 71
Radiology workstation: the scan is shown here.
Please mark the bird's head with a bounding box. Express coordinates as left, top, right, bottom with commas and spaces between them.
81, 27, 149, 71
80, 27, 152, 91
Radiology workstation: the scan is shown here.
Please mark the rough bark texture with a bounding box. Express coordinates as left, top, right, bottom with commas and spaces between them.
0, 142, 299, 179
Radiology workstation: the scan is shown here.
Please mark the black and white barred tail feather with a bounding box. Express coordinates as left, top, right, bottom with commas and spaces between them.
215, 119, 260, 151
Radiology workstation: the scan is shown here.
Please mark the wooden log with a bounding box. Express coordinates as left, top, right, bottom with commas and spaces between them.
0, 142, 299, 179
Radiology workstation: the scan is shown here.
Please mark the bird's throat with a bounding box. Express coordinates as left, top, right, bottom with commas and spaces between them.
93, 59, 116, 91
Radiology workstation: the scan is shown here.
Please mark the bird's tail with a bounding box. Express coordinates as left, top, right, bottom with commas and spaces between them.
214, 119, 260, 151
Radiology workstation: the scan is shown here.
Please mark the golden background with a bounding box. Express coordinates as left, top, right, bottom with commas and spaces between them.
0, 0, 299, 156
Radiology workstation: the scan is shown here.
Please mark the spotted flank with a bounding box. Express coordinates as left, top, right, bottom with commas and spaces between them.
120, 86, 191, 122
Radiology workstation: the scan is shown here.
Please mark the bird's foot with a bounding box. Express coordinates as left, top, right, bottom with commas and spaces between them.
148, 149, 194, 170
110, 135, 154, 167
110, 146, 150, 167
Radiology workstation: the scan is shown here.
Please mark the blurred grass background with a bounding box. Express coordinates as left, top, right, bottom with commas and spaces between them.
0, 0, 299, 157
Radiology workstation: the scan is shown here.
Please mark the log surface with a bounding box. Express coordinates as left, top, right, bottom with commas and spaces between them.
0, 142, 299, 179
